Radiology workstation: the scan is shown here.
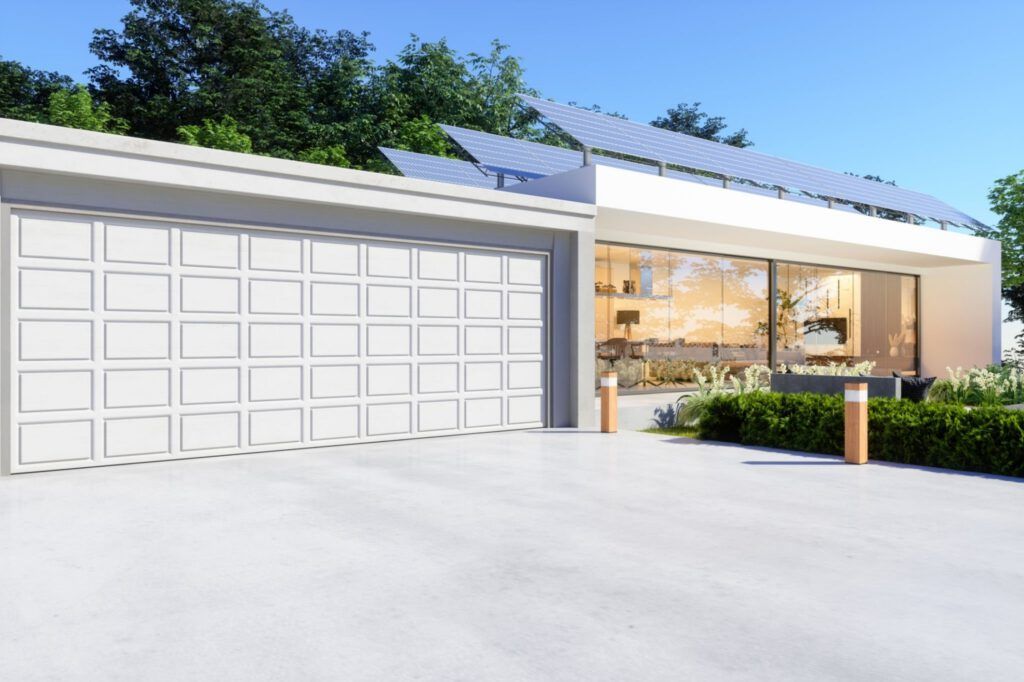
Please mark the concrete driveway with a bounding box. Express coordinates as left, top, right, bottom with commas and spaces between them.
2, 430, 1023, 681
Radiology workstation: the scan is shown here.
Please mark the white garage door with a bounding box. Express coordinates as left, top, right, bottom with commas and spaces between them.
4, 210, 547, 473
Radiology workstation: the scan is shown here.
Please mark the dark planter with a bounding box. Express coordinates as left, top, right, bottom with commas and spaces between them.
770, 373, 901, 399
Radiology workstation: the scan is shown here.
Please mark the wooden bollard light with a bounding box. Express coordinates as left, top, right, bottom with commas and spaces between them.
600, 371, 618, 433
844, 382, 868, 464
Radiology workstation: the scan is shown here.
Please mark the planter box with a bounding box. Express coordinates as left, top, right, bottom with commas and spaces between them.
770, 373, 901, 399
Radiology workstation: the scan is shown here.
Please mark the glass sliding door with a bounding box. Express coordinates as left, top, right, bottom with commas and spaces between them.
775, 263, 918, 375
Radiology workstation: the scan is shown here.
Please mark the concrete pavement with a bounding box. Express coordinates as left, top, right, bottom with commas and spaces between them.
2, 429, 1023, 681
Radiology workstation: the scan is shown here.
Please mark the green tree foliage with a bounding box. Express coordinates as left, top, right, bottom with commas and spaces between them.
991, 170, 1024, 311
356, 37, 541, 170
0, 58, 74, 121
651, 102, 752, 147
0, 0, 753, 173
988, 170, 1024, 361
47, 85, 128, 133
177, 115, 252, 152
296, 144, 349, 167
88, 0, 372, 159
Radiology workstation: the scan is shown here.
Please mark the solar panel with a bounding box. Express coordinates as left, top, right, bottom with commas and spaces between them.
379, 147, 500, 189
440, 125, 720, 188
520, 95, 985, 229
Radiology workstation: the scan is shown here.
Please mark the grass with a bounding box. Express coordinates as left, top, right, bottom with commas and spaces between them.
642, 425, 700, 438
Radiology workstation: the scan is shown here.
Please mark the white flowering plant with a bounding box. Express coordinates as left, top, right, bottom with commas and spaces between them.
677, 364, 771, 426
777, 361, 876, 376
929, 365, 1024, 406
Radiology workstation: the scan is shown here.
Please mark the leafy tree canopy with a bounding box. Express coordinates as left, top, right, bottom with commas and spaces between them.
178, 115, 252, 152
47, 84, 128, 134
651, 102, 752, 147
0, 58, 74, 121
0, 0, 750, 173
991, 170, 1024, 319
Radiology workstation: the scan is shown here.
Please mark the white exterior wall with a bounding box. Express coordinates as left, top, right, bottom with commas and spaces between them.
920, 264, 1000, 376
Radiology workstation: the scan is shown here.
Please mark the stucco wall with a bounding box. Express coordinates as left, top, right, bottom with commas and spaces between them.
919, 263, 1000, 376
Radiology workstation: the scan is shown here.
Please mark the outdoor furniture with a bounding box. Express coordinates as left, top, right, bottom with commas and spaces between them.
891, 371, 936, 401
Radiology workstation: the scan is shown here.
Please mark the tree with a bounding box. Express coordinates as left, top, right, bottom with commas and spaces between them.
47, 85, 127, 133
0, 58, 74, 121
651, 102, 752, 147
393, 115, 450, 157
357, 36, 539, 171
88, 0, 371, 159
297, 144, 349, 167
989, 170, 1024, 364
991, 169, 1024, 311
177, 115, 252, 152
467, 40, 540, 139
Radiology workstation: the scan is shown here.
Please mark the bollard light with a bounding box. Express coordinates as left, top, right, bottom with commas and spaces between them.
600, 371, 618, 433
844, 382, 868, 464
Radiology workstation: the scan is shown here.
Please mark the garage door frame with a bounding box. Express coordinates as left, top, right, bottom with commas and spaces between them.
2, 203, 552, 474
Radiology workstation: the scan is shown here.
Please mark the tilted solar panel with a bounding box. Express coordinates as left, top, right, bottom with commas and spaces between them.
440, 125, 720, 187
379, 147, 500, 189
439, 125, 583, 177
519, 95, 984, 228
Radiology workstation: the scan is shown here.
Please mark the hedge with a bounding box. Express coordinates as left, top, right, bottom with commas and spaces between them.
698, 392, 1024, 478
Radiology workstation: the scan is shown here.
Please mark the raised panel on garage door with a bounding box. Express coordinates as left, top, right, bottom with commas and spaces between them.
4, 210, 547, 473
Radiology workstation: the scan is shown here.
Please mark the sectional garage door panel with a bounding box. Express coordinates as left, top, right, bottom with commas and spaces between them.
5, 210, 547, 472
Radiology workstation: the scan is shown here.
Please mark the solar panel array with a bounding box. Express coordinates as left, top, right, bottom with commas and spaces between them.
519, 95, 984, 229
440, 124, 720, 187
379, 147, 500, 189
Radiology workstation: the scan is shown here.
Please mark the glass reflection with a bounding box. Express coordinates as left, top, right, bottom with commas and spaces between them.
776, 263, 917, 375
595, 244, 769, 389
594, 244, 920, 390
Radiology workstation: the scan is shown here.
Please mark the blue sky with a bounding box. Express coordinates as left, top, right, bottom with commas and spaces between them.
4, 0, 1023, 335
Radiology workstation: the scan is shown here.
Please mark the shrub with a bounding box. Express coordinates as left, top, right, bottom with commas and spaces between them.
698, 393, 1024, 478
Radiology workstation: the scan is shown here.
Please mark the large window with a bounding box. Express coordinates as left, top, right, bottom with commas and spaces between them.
595, 244, 769, 387
776, 263, 917, 374
594, 244, 919, 390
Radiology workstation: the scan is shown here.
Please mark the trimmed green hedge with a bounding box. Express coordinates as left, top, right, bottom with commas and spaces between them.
698, 392, 1024, 477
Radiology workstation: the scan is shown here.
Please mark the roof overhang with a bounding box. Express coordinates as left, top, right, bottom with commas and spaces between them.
508, 165, 999, 271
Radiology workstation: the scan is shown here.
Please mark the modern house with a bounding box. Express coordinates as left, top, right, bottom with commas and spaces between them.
0, 97, 999, 473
